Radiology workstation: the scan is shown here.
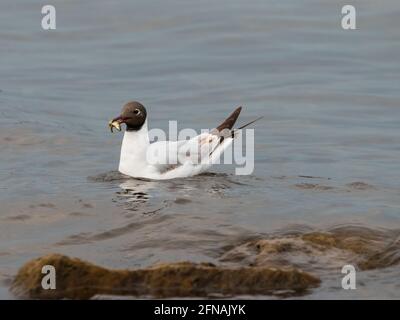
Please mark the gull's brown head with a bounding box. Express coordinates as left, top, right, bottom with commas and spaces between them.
109, 101, 147, 133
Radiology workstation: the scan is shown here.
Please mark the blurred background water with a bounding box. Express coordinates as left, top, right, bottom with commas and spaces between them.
0, 0, 399, 299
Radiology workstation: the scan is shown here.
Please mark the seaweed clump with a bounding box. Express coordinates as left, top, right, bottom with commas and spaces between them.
221, 227, 400, 273
11, 254, 320, 299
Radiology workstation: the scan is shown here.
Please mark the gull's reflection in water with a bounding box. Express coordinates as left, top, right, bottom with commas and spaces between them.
117, 179, 157, 213
114, 172, 255, 216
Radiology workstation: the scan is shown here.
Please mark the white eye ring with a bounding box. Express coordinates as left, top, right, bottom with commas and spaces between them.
134, 109, 140, 115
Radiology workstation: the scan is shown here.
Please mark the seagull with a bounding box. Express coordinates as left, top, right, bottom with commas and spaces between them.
109, 101, 262, 180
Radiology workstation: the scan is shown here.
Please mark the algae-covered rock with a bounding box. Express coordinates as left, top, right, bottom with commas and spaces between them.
301, 232, 338, 248
359, 236, 400, 270
221, 227, 400, 273
11, 254, 320, 299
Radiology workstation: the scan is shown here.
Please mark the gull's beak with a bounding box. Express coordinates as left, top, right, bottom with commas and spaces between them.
108, 116, 122, 133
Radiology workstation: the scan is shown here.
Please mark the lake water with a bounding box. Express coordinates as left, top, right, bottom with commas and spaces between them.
0, 0, 399, 299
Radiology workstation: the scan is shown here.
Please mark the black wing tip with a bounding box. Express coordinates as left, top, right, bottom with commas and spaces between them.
230, 105, 243, 117
216, 105, 243, 132
233, 106, 243, 116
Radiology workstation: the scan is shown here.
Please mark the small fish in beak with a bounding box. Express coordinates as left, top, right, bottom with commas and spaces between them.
108, 119, 121, 133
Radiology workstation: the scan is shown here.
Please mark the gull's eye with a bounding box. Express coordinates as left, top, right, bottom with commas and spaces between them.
133, 109, 140, 115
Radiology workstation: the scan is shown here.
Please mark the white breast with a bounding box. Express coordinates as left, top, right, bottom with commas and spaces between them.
118, 121, 151, 178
